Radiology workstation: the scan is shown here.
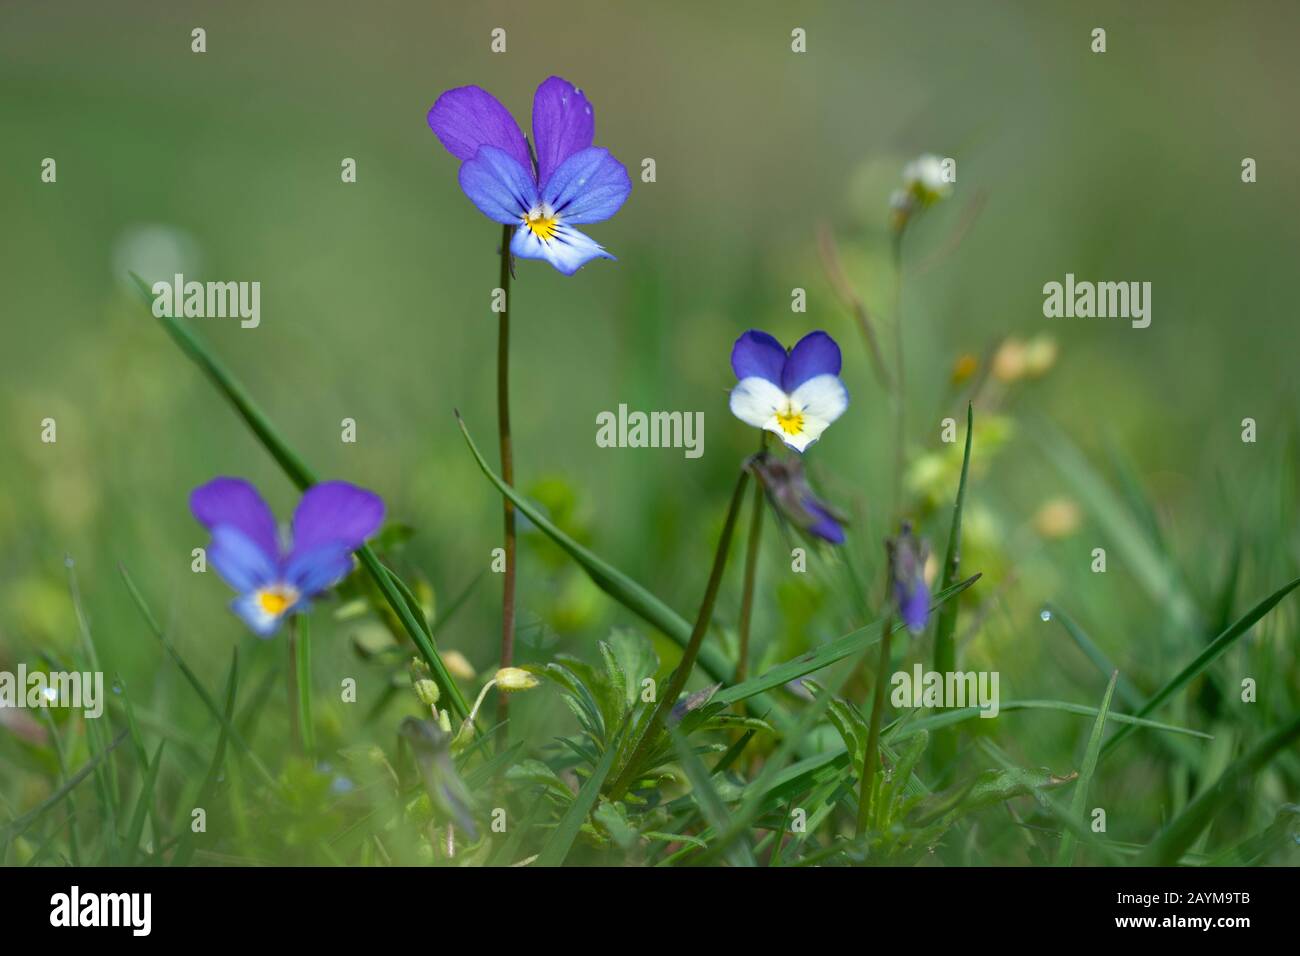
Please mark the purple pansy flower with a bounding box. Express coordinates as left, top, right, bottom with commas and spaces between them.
888, 522, 930, 634
729, 330, 849, 452
749, 455, 847, 545
191, 477, 385, 638
427, 76, 631, 275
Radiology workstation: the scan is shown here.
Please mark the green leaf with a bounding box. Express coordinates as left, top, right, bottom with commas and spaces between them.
535, 715, 630, 866
1056, 670, 1116, 866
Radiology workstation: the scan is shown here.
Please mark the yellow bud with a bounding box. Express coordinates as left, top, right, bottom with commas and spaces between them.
442, 650, 477, 681
494, 667, 539, 692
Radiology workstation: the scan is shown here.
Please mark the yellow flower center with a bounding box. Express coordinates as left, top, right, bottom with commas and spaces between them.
775, 407, 805, 435
524, 209, 559, 242
257, 585, 299, 617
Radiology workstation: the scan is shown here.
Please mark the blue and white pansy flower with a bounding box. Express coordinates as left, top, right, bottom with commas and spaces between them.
728, 330, 849, 452
428, 76, 632, 275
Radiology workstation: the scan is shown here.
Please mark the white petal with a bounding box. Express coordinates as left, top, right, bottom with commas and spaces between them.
729, 377, 786, 429
510, 221, 613, 275
790, 374, 848, 426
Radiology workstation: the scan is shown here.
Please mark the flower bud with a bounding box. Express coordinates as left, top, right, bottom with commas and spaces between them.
413, 678, 441, 707
494, 667, 539, 692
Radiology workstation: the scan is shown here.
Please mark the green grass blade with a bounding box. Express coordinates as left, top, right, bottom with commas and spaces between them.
457, 412, 705, 660
119, 563, 280, 791
0, 731, 128, 843
887, 699, 1210, 740
1102, 574, 1300, 757
1032, 418, 1198, 632
1138, 711, 1300, 865
1056, 670, 1116, 866
131, 273, 468, 718
124, 741, 166, 865
712, 574, 981, 708
535, 716, 630, 866
669, 727, 756, 866
932, 401, 973, 766
1043, 604, 1143, 709
173, 648, 240, 867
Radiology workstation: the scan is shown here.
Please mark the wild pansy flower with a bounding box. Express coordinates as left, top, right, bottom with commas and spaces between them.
888, 522, 930, 633
729, 330, 849, 453
749, 454, 847, 544
191, 477, 384, 637
427, 76, 631, 275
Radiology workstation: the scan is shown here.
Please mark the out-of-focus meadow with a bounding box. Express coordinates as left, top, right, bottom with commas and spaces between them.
2, 1, 1298, 865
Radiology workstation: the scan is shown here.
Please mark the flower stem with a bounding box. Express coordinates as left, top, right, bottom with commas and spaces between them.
495, 223, 517, 735
856, 610, 894, 839
295, 615, 315, 755
890, 233, 906, 522
736, 434, 769, 682
608, 467, 750, 799
287, 617, 302, 754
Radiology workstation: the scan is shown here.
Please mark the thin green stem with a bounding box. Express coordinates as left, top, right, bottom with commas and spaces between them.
890, 234, 906, 521
736, 434, 769, 682
608, 468, 751, 799
296, 615, 315, 755
496, 223, 517, 734
857, 611, 894, 838
287, 619, 302, 754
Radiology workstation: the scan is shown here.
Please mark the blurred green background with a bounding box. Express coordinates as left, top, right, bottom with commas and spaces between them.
3, 1, 1298, 857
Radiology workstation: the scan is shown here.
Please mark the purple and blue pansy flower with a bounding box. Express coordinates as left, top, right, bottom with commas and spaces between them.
729, 330, 849, 453
191, 477, 385, 638
427, 76, 632, 275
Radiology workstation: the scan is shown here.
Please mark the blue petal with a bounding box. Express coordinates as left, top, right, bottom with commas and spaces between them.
541, 147, 630, 225
457, 146, 539, 224
532, 76, 595, 187
803, 498, 846, 544
283, 543, 354, 598
427, 85, 531, 172
190, 477, 281, 564
290, 481, 385, 556
896, 580, 931, 634
209, 525, 278, 594
731, 330, 786, 386
510, 221, 613, 275
782, 331, 842, 392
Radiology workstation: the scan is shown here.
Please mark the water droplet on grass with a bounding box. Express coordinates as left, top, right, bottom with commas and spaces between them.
1039, 608, 1052, 622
